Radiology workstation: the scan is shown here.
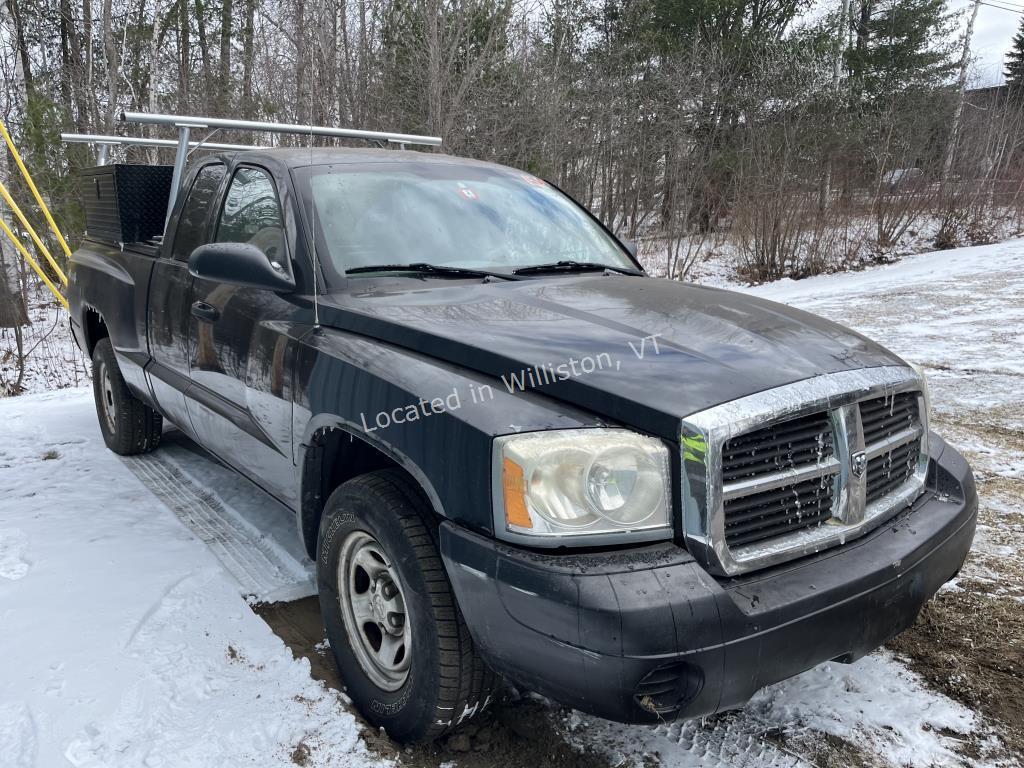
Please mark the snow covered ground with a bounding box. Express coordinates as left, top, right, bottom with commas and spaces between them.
1, 240, 1022, 767
0, 391, 375, 767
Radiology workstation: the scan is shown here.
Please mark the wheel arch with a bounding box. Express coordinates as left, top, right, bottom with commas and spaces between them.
82, 306, 109, 357
298, 416, 448, 559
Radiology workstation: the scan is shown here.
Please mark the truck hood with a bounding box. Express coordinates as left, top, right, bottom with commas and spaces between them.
316, 274, 906, 438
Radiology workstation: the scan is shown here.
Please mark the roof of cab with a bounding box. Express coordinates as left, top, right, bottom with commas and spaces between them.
208, 146, 497, 171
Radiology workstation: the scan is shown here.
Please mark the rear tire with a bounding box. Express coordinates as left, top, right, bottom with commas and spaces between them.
91, 337, 163, 455
317, 469, 497, 742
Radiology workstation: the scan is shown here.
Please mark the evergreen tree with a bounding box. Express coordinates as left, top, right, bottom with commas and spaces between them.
1005, 19, 1024, 102
846, 0, 959, 97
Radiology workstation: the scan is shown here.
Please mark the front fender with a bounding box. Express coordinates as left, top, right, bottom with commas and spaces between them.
297, 412, 449, 519
292, 328, 604, 534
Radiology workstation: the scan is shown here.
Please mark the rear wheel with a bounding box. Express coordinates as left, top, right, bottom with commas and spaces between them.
91, 337, 163, 455
317, 469, 497, 742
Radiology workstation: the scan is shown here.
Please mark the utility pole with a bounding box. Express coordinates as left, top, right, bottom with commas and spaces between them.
943, 0, 982, 180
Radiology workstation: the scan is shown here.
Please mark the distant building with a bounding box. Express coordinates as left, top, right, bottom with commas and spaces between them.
965, 84, 1009, 110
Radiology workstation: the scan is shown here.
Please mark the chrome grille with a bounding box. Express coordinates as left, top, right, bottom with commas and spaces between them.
721, 411, 835, 483
860, 392, 918, 447
724, 476, 835, 546
722, 411, 836, 546
680, 367, 930, 576
866, 442, 918, 502
861, 392, 923, 505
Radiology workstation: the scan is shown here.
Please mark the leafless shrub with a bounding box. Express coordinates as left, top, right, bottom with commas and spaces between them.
728, 43, 848, 282
868, 111, 943, 248
932, 91, 1024, 248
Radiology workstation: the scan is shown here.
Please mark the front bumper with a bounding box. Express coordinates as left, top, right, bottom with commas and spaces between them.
440, 435, 977, 723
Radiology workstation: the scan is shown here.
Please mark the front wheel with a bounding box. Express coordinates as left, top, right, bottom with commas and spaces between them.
91, 337, 163, 455
317, 469, 497, 742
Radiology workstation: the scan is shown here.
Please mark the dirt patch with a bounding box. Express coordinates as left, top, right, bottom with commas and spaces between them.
252, 597, 342, 688
888, 581, 1024, 760
253, 597, 618, 768
290, 740, 312, 766
763, 730, 884, 768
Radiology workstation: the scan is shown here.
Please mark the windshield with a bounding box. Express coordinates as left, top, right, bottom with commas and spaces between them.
292, 162, 636, 284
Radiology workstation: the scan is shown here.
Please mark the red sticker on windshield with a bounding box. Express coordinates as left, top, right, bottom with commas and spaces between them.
522, 174, 546, 187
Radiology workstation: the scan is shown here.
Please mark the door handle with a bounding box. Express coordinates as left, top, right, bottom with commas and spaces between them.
191, 301, 220, 323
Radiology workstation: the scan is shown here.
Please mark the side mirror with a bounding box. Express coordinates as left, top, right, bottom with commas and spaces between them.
188, 242, 296, 292
621, 239, 638, 258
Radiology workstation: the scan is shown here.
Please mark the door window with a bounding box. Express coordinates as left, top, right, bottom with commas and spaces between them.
171, 164, 225, 261
216, 167, 286, 264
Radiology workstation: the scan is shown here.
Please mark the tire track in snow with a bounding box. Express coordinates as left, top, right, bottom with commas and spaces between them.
565, 712, 810, 768
651, 717, 806, 767
122, 453, 314, 602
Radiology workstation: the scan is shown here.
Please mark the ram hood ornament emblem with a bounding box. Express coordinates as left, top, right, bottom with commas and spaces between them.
851, 450, 868, 478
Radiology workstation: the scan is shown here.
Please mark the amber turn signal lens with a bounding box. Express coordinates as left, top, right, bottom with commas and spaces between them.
502, 457, 533, 529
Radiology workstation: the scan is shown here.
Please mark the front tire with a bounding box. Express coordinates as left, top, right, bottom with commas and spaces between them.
91, 337, 163, 455
317, 469, 497, 742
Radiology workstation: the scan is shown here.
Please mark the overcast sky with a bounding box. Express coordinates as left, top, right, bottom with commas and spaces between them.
947, 0, 1019, 85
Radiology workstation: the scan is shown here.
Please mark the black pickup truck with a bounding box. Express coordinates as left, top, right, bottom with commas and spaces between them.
69, 147, 977, 742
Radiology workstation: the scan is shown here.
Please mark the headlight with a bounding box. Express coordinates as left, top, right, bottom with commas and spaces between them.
493, 429, 672, 544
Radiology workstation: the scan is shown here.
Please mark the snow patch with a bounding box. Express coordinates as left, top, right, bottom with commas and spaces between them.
750, 653, 975, 766
0, 528, 29, 580
0, 702, 38, 768
569, 654, 977, 768
0, 388, 382, 767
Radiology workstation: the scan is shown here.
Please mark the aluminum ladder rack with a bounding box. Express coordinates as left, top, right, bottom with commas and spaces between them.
62, 111, 442, 226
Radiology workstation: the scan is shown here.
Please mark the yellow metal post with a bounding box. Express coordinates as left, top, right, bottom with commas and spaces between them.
0, 121, 73, 261
0, 178, 68, 286
0, 218, 69, 310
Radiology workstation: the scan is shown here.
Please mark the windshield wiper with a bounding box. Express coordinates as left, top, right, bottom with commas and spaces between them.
512, 260, 643, 276
346, 262, 519, 281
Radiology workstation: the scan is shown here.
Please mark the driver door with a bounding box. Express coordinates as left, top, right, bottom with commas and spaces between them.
186, 164, 298, 504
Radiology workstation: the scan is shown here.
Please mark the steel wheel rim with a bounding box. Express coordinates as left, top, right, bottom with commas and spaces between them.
99, 361, 117, 433
337, 530, 412, 691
